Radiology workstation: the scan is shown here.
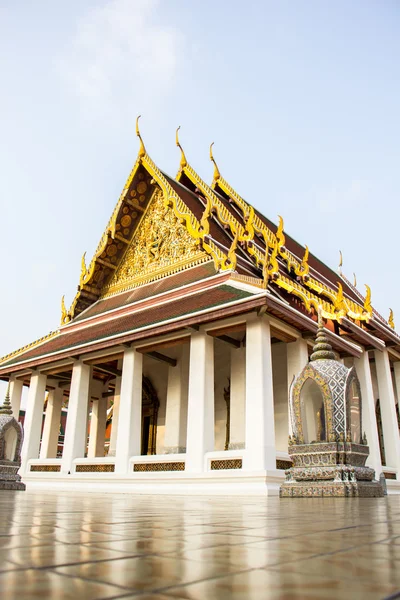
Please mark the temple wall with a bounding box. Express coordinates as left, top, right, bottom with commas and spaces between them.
272, 343, 288, 452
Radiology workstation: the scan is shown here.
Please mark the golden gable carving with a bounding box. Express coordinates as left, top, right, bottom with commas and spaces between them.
101, 189, 208, 297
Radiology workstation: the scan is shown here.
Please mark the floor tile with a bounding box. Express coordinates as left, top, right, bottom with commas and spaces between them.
163, 568, 400, 600
0, 568, 128, 599
55, 554, 242, 591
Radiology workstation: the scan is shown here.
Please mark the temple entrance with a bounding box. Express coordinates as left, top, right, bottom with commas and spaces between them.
141, 377, 159, 455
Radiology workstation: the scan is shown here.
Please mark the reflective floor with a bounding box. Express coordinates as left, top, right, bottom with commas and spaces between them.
0, 491, 399, 599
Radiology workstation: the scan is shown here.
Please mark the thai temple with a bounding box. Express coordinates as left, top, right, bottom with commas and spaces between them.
0, 119, 399, 495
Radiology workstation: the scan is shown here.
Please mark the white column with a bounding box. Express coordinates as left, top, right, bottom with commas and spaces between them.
20, 372, 47, 474
115, 348, 143, 474
375, 350, 400, 477
61, 361, 91, 474
39, 387, 63, 459
108, 368, 122, 456
229, 346, 245, 449
354, 351, 382, 475
164, 347, 189, 453
9, 377, 23, 420
87, 397, 107, 458
286, 338, 309, 436
185, 331, 214, 473
243, 315, 276, 471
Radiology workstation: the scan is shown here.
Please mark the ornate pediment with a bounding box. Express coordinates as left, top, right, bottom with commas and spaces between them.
100, 188, 208, 297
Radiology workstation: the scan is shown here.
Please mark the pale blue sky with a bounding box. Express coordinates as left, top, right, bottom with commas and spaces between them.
1, 1, 399, 399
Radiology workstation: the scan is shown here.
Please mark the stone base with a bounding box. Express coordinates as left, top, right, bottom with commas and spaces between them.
280, 480, 384, 498
0, 480, 26, 491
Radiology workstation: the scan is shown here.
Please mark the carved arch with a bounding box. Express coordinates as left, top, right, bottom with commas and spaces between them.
0, 419, 23, 463
291, 365, 336, 443
345, 367, 362, 443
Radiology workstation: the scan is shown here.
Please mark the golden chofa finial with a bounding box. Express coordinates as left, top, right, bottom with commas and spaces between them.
363, 284, 372, 315
79, 252, 87, 287
389, 308, 395, 329
276, 215, 285, 250
176, 126, 187, 170
136, 115, 146, 158
338, 250, 343, 273
60, 295, 70, 325
209, 142, 220, 184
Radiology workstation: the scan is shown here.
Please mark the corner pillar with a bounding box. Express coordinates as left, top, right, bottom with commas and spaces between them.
243, 315, 276, 471
40, 387, 63, 459
20, 372, 47, 474
9, 377, 23, 420
61, 362, 92, 474
229, 346, 245, 449
374, 349, 400, 477
115, 348, 143, 474
164, 348, 189, 454
185, 331, 214, 472
354, 351, 382, 476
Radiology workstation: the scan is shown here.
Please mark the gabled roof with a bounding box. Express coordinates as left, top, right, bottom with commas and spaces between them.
1, 118, 399, 372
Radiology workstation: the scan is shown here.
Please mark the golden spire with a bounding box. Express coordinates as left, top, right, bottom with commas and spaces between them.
276, 215, 285, 249
353, 272, 357, 287
176, 126, 187, 170
389, 308, 395, 329
310, 308, 336, 361
363, 284, 372, 315
209, 142, 221, 184
0, 382, 12, 416
136, 115, 146, 158
338, 250, 343, 273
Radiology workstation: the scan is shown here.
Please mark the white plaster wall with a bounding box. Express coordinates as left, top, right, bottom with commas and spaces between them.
213, 339, 231, 451
272, 343, 288, 453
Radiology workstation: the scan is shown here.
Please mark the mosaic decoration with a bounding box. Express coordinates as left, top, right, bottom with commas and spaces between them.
210, 459, 243, 470
276, 460, 292, 470
30, 465, 61, 472
75, 464, 115, 472
281, 318, 383, 498
133, 462, 185, 472
0, 386, 25, 491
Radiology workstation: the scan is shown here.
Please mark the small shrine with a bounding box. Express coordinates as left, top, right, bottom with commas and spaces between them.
0, 385, 25, 491
280, 315, 384, 498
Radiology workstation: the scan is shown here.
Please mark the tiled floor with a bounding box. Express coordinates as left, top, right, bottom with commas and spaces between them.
0, 491, 399, 599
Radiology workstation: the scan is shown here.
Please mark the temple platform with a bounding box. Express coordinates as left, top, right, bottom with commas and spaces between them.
0, 490, 400, 598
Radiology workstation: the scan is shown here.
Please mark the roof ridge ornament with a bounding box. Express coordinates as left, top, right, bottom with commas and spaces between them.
209, 142, 221, 184
176, 126, 187, 171
136, 115, 146, 158
61, 295, 70, 325
310, 308, 336, 361
389, 308, 395, 329
363, 284, 372, 316
0, 383, 13, 415
276, 216, 286, 251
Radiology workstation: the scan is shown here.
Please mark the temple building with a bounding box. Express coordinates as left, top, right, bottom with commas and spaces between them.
0, 120, 399, 495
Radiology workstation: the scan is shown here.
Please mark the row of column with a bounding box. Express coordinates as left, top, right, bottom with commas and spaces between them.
15, 314, 400, 479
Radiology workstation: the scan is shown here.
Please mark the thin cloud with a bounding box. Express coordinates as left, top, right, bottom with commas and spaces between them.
56, 0, 182, 117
